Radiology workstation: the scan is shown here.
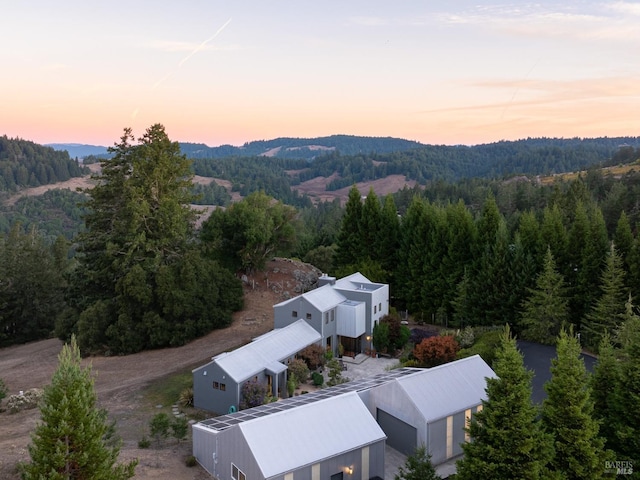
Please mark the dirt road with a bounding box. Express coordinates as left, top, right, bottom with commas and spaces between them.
0, 258, 317, 479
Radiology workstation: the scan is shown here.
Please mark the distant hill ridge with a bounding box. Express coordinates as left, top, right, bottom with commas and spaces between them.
48, 135, 426, 161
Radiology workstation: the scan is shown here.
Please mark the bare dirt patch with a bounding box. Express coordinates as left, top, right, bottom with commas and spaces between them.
0, 258, 320, 480
294, 173, 419, 204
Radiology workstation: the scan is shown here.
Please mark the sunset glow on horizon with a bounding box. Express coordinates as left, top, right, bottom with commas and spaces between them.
2, 1, 640, 148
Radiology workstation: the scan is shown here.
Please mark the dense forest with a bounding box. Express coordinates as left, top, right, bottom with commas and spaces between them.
0, 136, 88, 193
2, 129, 640, 352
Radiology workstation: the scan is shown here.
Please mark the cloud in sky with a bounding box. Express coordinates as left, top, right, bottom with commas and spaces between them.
436, 2, 640, 42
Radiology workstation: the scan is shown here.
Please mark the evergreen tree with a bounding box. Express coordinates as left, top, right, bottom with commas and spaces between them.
540, 203, 569, 274
456, 325, 553, 480
0, 223, 67, 346
360, 187, 382, 257
378, 194, 400, 282
62, 124, 242, 354
519, 248, 569, 344
590, 332, 622, 455
576, 206, 610, 330
582, 243, 627, 352
21, 336, 137, 480
396, 196, 428, 313
334, 185, 363, 268
394, 445, 440, 480
468, 220, 514, 326
541, 328, 607, 480
614, 301, 640, 471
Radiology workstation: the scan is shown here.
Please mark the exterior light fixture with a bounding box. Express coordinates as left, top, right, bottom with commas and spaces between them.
347, 466, 354, 475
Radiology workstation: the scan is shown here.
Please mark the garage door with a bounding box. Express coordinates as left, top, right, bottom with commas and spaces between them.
376, 408, 417, 456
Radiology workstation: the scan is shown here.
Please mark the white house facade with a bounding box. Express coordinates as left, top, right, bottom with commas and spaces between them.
273, 272, 389, 357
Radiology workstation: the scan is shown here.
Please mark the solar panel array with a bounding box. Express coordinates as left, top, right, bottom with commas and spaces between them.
198, 367, 420, 432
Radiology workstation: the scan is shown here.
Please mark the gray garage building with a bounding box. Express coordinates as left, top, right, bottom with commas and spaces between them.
193, 391, 387, 480
193, 355, 495, 478
368, 354, 496, 464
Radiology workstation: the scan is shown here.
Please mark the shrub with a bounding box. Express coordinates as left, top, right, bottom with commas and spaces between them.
327, 358, 346, 387
312, 372, 324, 386
149, 412, 171, 446
457, 326, 475, 348
288, 358, 310, 386
413, 335, 459, 367
171, 416, 189, 443
240, 379, 268, 410
178, 387, 193, 408
185, 455, 197, 467
287, 378, 296, 397
7, 388, 43, 414
0, 378, 7, 405
373, 321, 390, 353
409, 328, 438, 346
137, 436, 151, 449
457, 329, 501, 366
299, 344, 326, 370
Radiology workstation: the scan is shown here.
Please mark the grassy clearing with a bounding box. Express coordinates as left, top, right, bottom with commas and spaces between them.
143, 370, 192, 409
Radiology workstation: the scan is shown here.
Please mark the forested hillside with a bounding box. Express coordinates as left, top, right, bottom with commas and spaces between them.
179, 134, 425, 160
0, 136, 88, 193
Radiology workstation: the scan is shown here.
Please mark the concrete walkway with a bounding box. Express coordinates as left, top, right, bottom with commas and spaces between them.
340, 354, 400, 381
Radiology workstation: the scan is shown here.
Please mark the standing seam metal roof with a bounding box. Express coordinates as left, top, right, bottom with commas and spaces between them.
209, 319, 321, 383
394, 354, 496, 422
239, 392, 386, 479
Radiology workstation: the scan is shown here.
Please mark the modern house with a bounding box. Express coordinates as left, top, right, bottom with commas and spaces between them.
368, 354, 495, 464
273, 272, 389, 357
193, 355, 496, 479
192, 319, 322, 414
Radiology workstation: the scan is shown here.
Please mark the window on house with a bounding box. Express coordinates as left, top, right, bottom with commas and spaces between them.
292, 310, 297, 317
330, 309, 335, 322
379, 302, 382, 311
232, 464, 246, 480
325, 312, 329, 324
374, 305, 377, 314
306, 313, 312, 320
220, 383, 226, 391
213, 382, 219, 389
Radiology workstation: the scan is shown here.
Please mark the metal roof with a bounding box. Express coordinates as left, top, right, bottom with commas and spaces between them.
300, 283, 347, 312
334, 272, 385, 292
207, 320, 321, 383
239, 392, 386, 479
395, 355, 496, 422
196, 367, 419, 433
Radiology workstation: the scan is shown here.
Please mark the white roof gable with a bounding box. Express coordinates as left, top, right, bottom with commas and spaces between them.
239, 392, 386, 478
213, 320, 321, 383
396, 355, 496, 422
301, 283, 346, 312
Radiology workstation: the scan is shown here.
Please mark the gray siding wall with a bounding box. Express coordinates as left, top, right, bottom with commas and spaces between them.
197, 427, 265, 480
367, 381, 426, 448
452, 410, 466, 458
193, 361, 241, 414
195, 427, 385, 480
428, 417, 447, 465
268, 441, 385, 480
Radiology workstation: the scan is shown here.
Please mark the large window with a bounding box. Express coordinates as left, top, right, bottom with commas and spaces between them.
232, 463, 246, 480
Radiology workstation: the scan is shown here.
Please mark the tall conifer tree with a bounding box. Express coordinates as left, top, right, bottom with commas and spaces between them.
520, 248, 569, 344
456, 325, 553, 480
21, 336, 137, 480
541, 329, 607, 480
582, 243, 627, 351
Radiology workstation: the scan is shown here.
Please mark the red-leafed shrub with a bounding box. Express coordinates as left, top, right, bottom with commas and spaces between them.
413, 335, 459, 367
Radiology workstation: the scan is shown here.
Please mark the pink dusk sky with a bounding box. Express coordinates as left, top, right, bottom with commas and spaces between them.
2, 1, 639, 148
